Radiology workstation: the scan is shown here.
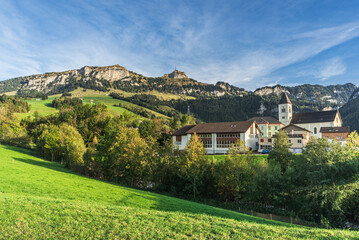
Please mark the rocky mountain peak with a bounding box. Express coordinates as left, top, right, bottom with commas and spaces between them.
163, 69, 188, 79
254, 85, 288, 96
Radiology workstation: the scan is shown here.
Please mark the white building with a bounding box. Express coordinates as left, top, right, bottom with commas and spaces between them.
173, 121, 261, 154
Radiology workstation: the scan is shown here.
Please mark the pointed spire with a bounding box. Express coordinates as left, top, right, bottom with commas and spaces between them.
279, 92, 292, 104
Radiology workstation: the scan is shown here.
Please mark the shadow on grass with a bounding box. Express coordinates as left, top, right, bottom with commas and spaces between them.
3, 145, 302, 228
44, 103, 54, 108
13, 157, 72, 174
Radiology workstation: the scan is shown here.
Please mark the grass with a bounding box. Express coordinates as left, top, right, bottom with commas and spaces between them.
0, 145, 358, 239
66, 88, 169, 119
16, 95, 61, 119
15, 89, 168, 120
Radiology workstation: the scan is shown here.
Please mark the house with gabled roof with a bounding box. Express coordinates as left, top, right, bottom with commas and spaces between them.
173, 121, 261, 154
247, 116, 285, 137
259, 124, 311, 153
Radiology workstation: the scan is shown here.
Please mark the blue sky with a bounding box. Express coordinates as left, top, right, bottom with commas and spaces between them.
1, 0, 359, 90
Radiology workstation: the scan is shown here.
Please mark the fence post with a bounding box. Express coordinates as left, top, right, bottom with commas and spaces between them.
291, 216, 292, 224
270, 213, 272, 220
251, 210, 253, 216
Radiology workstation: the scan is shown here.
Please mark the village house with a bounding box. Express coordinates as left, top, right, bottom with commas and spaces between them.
172, 121, 261, 154
320, 126, 350, 145
258, 124, 311, 153
246, 116, 284, 137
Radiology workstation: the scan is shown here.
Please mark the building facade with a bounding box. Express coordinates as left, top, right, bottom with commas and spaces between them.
173, 121, 260, 154
320, 126, 350, 144
247, 116, 284, 137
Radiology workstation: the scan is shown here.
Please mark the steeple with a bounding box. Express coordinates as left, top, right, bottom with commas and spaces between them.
278, 92, 292, 126
279, 92, 292, 104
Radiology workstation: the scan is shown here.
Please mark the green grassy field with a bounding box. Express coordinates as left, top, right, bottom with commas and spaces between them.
0, 145, 358, 239
15, 89, 169, 120
70, 88, 169, 119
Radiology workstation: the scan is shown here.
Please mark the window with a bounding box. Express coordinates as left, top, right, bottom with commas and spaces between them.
282, 107, 285, 113
261, 145, 273, 150
217, 134, 240, 138
268, 139, 272, 143
297, 139, 302, 143
199, 134, 211, 138
289, 140, 291, 143
275, 126, 278, 130
203, 140, 212, 148
314, 127, 317, 134
176, 136, 182, 145
216, 140, 236, 148
282, 116, 285, 119
260, 139, 264, 143
289, 106, 292, 113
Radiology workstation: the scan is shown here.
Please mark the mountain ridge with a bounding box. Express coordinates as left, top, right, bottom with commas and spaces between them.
0, 64, 356, 101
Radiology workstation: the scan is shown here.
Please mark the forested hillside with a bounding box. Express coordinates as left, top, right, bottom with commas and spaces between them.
0, 64, 358, 125
341, 96, 359, 132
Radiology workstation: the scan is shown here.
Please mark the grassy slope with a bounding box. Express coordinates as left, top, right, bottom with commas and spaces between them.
0, 145, 357, 239
69, 88, 169, 119
14, 89, 168, 120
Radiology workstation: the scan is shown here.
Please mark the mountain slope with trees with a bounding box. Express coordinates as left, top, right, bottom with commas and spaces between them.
0, 64, 358, 126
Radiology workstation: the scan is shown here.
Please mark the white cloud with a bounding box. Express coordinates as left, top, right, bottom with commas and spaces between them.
315, 58, 347, 81
185, 21, 359, 90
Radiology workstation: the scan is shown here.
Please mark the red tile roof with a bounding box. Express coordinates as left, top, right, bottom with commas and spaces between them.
186, 121, 254, 134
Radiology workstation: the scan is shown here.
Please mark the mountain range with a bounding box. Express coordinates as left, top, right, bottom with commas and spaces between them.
0, 64, 358, 130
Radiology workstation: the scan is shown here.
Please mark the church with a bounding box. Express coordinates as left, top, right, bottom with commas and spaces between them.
258, 92, 350, 153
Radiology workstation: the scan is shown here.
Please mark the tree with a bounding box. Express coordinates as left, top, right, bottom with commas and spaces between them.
139, 119, 155, 138
214, 139, 256, 201
95, 119, 153, 186
346, 131, 359, 157
183, 133, 207, 199
268, 130, 293, 174
59, 123, 86, 167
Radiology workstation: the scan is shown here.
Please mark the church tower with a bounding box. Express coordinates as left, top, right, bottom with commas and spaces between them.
278, 92, 292, 126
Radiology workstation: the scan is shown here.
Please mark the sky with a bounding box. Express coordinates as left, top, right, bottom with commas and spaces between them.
1, 0, 359, 90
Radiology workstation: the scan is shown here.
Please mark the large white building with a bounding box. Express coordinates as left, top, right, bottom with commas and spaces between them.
173, 121, 261, 154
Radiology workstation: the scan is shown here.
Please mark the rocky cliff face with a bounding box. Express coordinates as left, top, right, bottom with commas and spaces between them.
255, 83, 357, 107
22, 65, 131, 93
254, 85, 289, 96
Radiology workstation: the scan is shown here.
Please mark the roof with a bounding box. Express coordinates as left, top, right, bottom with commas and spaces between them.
320, 126, 350, 133
287, 134, 305, 139
172, 125, 195, 136
186, 121, 255, 134
291, 110, 338, 124
247, 116, 282, 124
281, 124, 311, 132
279, 92, 292, 104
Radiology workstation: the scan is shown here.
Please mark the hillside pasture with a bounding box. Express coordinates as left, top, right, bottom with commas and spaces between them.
0, 144, 358, 239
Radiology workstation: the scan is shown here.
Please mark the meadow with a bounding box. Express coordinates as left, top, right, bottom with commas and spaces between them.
0, 144, 358, 239
14, 89, 169, 120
